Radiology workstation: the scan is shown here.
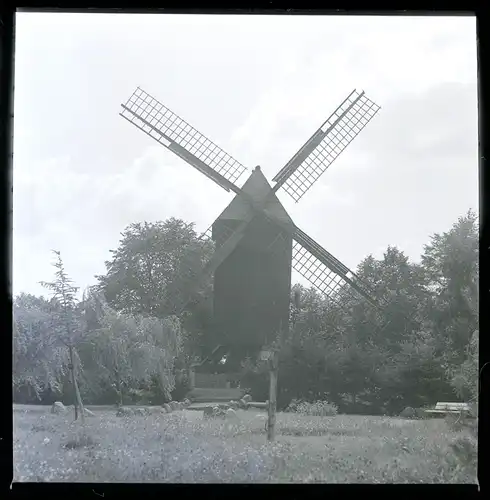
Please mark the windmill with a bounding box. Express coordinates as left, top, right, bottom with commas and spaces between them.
119, 87, 382, 375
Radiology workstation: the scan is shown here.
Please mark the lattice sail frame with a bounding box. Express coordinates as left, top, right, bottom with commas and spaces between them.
274, 90, 381, 202
120, 87, 248, 188
292, 240, 351, 304
291, 224, 380, 311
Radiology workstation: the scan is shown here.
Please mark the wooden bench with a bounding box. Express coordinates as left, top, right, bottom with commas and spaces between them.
424, 402, 472, 417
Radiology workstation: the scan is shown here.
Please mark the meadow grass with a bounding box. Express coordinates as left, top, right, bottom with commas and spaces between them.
13, 405, 477, 483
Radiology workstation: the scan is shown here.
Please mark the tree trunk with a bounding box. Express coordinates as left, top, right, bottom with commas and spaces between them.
70, 346, 85, 423
69, 346, 78, 420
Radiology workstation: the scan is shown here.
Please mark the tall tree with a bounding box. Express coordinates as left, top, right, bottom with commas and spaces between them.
40, 250, 85, 421
13, 293, 68, 402
96, 218, 213, 318
421, 210, 479, 368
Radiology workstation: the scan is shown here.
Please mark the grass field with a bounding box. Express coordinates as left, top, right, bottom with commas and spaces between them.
13, 405, 477, 483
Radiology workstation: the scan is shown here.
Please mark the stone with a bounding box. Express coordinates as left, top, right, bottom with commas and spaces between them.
51, 401, 66, 414
225, 408, 238, 420
116, 407, 133, 417
134, 407, 151, 416
399, 406, 416, 419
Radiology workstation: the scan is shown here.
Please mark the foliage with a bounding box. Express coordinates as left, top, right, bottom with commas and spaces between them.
39, 250, 82, 347
95, 218, 213, 318
13, 293, 69, 399
77, 293, 183, 404
448, 330, 479, 404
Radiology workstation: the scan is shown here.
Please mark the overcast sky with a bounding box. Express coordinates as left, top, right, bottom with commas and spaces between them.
13, 13, 478, 298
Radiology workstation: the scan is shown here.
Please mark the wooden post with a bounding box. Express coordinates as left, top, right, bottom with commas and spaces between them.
189, 368, 195, 390
267, 350, 278, 442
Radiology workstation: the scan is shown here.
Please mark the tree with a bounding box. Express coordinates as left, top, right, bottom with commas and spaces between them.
81, 293, 183, 405
13, 293, 68, 402
40, 250, 85, 421
421, 210, 479, 385
449, 330, 479, 405
96, 218, 213, 318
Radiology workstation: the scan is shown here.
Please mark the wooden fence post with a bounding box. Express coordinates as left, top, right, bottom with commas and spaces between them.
267, 350, 278, 442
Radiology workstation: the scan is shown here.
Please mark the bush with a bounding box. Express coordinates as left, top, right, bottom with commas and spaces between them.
286, 399, 338, 417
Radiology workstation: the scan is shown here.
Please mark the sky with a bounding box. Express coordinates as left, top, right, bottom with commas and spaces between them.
13, 13, 478, 298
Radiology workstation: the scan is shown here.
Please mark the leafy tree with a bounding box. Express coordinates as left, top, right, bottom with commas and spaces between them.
13, 293, 68, 401
80, 293, 183, 405
449, 329, 479, 405
421, 210, 479, 366
96, 218, 213, 318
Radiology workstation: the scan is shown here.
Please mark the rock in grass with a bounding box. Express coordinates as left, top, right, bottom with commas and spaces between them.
116, 407, 134, 417
399, 406, 416, 419
134, 407, 151, 416
225, 408, 239, 420
51, 401, 66, 415
214, 406, 226, 419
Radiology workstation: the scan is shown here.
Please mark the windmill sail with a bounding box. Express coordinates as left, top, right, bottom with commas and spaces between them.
292, 225, 380, 309
120, 87, 248, 193
272, 89, 380, 202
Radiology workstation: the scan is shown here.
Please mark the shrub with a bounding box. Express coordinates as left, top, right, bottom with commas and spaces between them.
286, 399, 338, 417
